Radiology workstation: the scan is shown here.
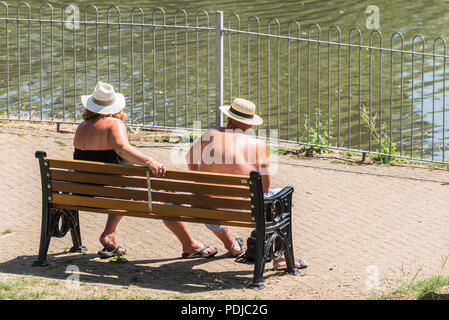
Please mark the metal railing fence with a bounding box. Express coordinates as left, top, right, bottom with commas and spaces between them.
1, 2, 449, 163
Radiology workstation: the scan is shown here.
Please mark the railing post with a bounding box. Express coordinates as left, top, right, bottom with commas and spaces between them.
215, 11, 224, 127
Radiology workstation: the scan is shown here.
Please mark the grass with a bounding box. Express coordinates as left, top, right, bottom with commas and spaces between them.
1, 229, 12, 235
0, 276, 45, 300
54, 139, 67, 147
374, 276, 449, 300
0, 274, 261, 300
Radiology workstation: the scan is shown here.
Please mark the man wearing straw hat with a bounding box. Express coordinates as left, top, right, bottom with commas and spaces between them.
186, 98, 308, 270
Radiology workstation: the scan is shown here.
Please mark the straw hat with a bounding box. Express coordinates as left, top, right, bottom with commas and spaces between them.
219, 98, 263, 126
81, 81, 126, 114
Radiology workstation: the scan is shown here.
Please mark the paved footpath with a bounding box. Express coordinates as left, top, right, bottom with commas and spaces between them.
0, 122, 448, 299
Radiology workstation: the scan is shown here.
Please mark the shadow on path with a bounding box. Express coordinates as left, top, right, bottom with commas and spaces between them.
0, 251, 280, 293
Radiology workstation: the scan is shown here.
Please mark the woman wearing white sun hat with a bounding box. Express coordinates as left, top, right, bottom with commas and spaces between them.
73, 81, 218, 259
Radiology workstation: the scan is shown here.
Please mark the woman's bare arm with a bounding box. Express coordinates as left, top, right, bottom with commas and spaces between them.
108, 118, 166, 176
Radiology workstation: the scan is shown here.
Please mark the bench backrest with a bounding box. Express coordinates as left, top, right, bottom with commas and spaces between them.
37, 153, 259, 228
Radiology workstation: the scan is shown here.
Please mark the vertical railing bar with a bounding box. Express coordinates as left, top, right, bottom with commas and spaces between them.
131, 7, 144, 127
411, 40, 415, 158
196, 13, 199, 123
196, 10, 209, 127
142, 11, 145, 126
50, 5, 53, 121
73, 10, 76, 123
205, 12, 210, 128
389, 33, 404, 156
287, 22, 299, 141
276, 20, 280, 140
267, 19, 280, 137
106, 6, 121, 91
358, 32, 362, 151
27, 5, 31, 120
174, 11, 178, 128
443, 52, 446, 162
248, 16, 260, 135
399, 36, 404, 156
389, 36, 393, 155
61, 5, 73, 122
432, 47, 435, 161
337, 29, 341, 148
227, 15, 233, 103
369, 35, 373, 152
297, 24, 301, 144
175, 10, 187, 128
39, 5, 43, 120
107, 9, 111, 83
421, 40, 425, 160
184, 11, 187, 128
84, 7, 88, 95
228, 14, 241, 99
130, 9, 135, 125
306, 25, 311, 143
17, 4, 22, 120
371, 31, 383, 153
1, 2, 9, 118
315, 25, 320, 145
411, 35, 424, 159
307, 23, 320, 145
152, 8, 166, 127
215, 11, 224, 127
348, 29, 361, 149
328, 26, 340, 147
432, 37, 446, 161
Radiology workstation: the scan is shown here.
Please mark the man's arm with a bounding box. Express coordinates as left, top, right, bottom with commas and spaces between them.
260, 141, 271, 194
186, 138, 202, 171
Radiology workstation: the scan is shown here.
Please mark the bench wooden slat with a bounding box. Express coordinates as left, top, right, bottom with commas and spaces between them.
48, 158, 249, 185
50, 193, 253, 222
51, 204, 256, 228
51, 181, 251, 210
50, 170, 250, 197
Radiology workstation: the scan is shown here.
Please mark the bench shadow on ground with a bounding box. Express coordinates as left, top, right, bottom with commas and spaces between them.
0, 251, 282, 294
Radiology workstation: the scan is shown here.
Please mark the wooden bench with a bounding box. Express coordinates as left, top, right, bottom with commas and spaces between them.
34, 150, 299, 289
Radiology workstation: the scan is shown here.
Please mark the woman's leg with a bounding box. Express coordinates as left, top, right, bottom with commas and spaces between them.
163, 220, 217, 255
99, 214, 126, 253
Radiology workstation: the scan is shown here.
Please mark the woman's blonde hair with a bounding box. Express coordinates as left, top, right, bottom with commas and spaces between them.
82, 108, 127, 122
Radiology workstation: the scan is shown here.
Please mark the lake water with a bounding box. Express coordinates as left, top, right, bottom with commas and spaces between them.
1, 0, 449, 161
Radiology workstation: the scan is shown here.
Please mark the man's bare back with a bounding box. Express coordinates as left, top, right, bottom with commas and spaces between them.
186, 120, 271, 192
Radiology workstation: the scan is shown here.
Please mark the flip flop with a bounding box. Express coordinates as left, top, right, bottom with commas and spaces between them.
229, 237, 244, 257
274, 258, 308, 271
98, 245, 127, 259
182, 245, 218, 259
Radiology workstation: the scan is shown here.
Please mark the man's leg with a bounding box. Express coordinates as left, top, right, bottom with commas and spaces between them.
163, 220, 217, 256
207, 225, 242, 256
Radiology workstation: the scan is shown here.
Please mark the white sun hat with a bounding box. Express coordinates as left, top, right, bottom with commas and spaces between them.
81, 81, 126, 114
219, 98, 263, 126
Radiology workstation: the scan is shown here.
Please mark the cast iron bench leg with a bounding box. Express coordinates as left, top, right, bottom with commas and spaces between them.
33, 207, 51, 267
68, 210, 87, 254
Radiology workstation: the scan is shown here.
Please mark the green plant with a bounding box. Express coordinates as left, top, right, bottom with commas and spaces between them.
108, 255, 128, 264
182, 132, 202, 143
361, 104, 398, 165
300, 115, 332, 156
1, 229, 12, 235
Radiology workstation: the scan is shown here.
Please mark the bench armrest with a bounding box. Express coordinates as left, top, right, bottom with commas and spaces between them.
263, 186, 294, 203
